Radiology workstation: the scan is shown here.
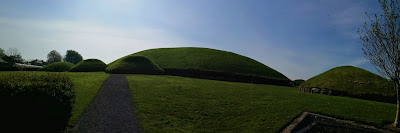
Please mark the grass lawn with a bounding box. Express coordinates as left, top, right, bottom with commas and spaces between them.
127, 75, 396, 133
0, 71, 109, 127
64, 72, 109, 126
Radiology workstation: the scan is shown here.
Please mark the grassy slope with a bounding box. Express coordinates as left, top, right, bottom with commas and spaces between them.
300, 66, 395, 96
106, 55, 164, 74
110, 47, 289, 80
127, 75, 395, 133
70, 59, 107, 72
0, 71, 109, 127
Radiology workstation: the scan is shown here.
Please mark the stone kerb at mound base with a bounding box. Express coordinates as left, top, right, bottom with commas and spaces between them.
281, 112, 389, 133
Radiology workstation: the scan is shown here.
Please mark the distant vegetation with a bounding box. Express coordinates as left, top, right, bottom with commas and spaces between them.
106, 55, 164, 74
0, 48, 5, 58
0, 48, 88, 72
127, 75, 395, 133
300, 66, 395, 103
0, 72, 75, 132
39, 62, 75, 72
64, 50, 83, 64
47, 50, 62, 64
294, 79, 305, 86
111, 47, 291, 86
0, 56, 19, 71
70, 59, 107, 72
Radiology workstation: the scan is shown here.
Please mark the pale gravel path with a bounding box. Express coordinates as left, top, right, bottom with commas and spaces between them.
72, 74, 142, 133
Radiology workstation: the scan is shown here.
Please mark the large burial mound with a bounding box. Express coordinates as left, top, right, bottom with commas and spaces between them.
109, 47, 291, 86
70, 59, 107, 72
299, 66, 395, 103
106, 55, 164, 74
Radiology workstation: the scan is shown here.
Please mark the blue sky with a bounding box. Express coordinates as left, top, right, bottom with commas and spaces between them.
0, 0, 382, 80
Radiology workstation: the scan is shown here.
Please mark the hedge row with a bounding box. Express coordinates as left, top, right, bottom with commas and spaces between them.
38, 62, 75, 72
0, 73, 75, 132
0, 65, 20, 71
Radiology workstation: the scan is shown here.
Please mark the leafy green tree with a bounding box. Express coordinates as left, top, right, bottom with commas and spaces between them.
47, 50, 62, 64
64, 50, 83, 64
358, 0, 400, 127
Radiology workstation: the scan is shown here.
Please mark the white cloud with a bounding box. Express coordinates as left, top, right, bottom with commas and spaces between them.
346, 58, 369, 66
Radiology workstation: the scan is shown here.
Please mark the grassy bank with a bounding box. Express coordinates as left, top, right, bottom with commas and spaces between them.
64, 72, 109, 126
127, 75, 395, 133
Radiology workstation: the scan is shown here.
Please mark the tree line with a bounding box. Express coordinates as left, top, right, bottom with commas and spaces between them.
0, 48, 83, 65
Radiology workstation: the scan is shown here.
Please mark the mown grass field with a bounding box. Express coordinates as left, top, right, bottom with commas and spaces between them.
0, 71, 109, 127
127, 75, 396, 133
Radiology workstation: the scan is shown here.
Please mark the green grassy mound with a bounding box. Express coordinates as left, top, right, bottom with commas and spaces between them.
127, 75, 395, 132
39, 62, 74, 72
0, 73, 74, 132
106, 55, 164, 74
110, 47, 291, 86
294, 79, 305, 86
299, 66, 395, 103
70, 59, 107, 72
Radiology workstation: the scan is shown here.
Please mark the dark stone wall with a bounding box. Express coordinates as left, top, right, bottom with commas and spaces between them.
299, 87, 396, 104
164, 68, 294, 87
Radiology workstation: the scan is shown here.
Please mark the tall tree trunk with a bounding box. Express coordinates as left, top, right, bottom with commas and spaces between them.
394, 82, 400, 127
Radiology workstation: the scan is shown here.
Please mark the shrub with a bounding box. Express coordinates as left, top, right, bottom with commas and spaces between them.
0, 65, 19, 71
0, 73, 75, 132
70, 59, 107, 72
106, 55, 164, 74
39, 62, 74, 72
21, 67, 41, 71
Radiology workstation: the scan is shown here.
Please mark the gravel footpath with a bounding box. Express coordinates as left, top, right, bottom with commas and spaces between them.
72, 74, 142, 133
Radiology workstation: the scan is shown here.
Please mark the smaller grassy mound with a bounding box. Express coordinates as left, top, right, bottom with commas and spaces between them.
39, 62, 74, 72
70, 59, 107, 72
106, 55, 164, 74
0, 73, 75, 132
300, 66, 395, 103
294, 79, 305, 86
